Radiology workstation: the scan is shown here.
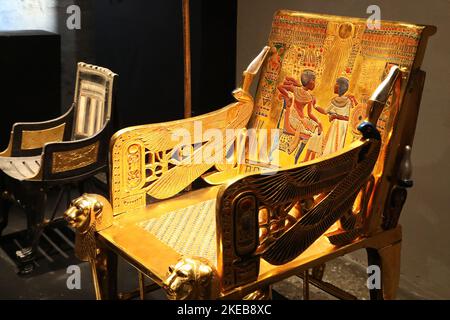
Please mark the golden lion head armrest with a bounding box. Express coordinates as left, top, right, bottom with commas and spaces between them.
64, 194, 113, 261
163, 256, 220, 300
109, 46, 270, 215
64, 194, 113, 299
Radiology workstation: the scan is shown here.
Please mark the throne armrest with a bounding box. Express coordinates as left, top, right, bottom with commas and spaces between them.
40, 119, 111, 181
0, 104, 75, 157
110, 47, 270, 208
214, 121, 381, 291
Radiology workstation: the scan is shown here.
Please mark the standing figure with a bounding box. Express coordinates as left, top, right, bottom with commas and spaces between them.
303, 121, 323, 161
268, 46, 285, 73
277, 70, 323, 164
315, 77, 357, 156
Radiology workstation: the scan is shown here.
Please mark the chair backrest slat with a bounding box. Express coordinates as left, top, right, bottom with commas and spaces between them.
72, 63, 116, 140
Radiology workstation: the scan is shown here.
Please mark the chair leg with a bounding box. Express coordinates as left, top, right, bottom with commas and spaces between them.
16, 190, 48, 274
366, 242, 401, 300
138, 272, 146, 300
303, 269, 310, 300
91, 244, 118, 300
0, 191, 12, 237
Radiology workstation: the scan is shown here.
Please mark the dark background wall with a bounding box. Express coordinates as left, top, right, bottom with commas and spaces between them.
79, 0, 237, 129
0, 31, 60, 149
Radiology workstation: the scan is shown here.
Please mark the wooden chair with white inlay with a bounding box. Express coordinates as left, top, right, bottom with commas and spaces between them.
0, 62, 117, 274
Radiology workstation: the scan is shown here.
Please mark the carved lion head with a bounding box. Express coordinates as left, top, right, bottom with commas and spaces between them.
163, 256, 218, 300
64, 194, 104, 234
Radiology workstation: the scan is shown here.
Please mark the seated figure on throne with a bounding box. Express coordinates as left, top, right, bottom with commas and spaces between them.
315, 77, 357, 156
277, 69, 323, 164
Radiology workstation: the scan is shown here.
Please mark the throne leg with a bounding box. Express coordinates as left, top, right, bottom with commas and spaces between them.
91, 244, 118, 300
366, 242, 401, 300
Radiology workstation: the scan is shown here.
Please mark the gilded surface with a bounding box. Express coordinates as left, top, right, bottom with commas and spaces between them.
63, 12, 434, 300
110, 99, 253, 213
21, 123, 66, 150
250, 10, 423, 167
216, 123, 381, 290
64, 193, 113, 299
213, 66, 401, 289
64, 194, 113, 261
52, 141, 99, 173
163, 256, 219, 300
139, 199, 217, 266
110, 47, 270, 214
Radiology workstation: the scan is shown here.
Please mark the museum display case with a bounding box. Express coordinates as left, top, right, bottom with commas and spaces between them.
64, 10, 435, 300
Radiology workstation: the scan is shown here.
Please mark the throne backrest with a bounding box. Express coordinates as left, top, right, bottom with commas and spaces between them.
248, 10, 434, 171
72, 62, 116, 140
212, 11, 435, 291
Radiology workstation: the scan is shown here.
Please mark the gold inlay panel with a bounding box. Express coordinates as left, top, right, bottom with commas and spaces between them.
52, 141, 99, 174
21, 123, 66, 150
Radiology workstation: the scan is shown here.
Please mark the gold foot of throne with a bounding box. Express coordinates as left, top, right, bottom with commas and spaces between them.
65, 11, 434, 300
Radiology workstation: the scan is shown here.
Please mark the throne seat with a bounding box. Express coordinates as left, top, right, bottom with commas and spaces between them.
98, 186, 220, 280
97, 182, 402, 298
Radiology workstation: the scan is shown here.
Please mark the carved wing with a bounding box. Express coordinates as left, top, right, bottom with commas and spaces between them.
218, 123, 381, 266
248, 143, 366, 203
143, 100, 253, 199
261, 139, 379, 264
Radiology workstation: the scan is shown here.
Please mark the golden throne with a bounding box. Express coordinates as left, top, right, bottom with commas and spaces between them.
65, 11, 435, 300
0, 62, 117, 274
